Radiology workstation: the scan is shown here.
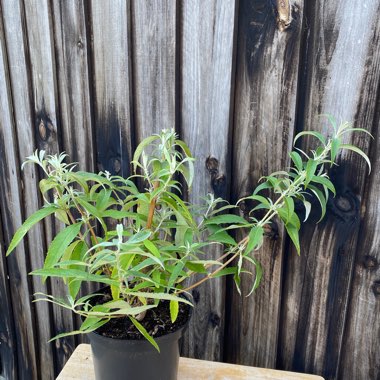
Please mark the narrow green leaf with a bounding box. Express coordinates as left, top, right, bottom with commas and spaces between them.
185, 262, 207, 274
129, 317, 160, 352
253, 181, 272, 195
244, 226, 264, 255
143, 239, 160, 258
305, 159, 318, 186
44, 223, 83, 269
207, 229, 236, 245
303, 200, 311, 222
309, 185, 327, 222
132, 135, 160, 172
128, 230, 151, 244
168, 261, 185, 289
330, 137, 341, 163
285, 224, 300, 255
204, 214, 247, 226
170, 300, 179, 323
294, 131, 326, 146
311, 176, 336, 196
290, 151, 303, 171
243, 255, 263, 296
340, 144, 371, 173
6, 205, 57, 256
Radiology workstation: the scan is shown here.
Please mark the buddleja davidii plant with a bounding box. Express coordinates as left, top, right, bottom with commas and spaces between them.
188, 118, 372, 297
6, 130, 224, 349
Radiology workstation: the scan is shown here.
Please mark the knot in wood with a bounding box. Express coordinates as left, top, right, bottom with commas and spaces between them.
362, 255, 378, 270
335, 195, 352, 212
113, 159, 121, 174
39, 119, 47, 140
209, 312, 221, 327
372, 281, 380, 297
77, 39, 84, 49
205, 156, 219, 176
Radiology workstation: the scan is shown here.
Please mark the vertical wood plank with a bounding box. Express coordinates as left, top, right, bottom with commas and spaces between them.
23, 0, 77, 373
1, 0, 56, 378
90, 0, 133, 176
179, 0, 237, 361
278, 2, 380, 379
0, 10, 18, 378
226, 0, 304, 368
338, 124, 380, 379
131, 0, 177, 141
51, 0, 95, 171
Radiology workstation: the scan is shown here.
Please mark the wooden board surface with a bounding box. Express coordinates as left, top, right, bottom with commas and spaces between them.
131, 0, 177, 141
277, 1, 380, 379
179, 0, 237, 362
226, 0, 304, 368
56, 344, 325, 380
90, 0, 133, 177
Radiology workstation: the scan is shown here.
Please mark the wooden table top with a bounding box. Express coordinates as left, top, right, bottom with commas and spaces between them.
57, 344, 324, 380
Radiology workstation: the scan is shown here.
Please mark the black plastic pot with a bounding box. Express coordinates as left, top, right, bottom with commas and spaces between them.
88, 322, 188, 380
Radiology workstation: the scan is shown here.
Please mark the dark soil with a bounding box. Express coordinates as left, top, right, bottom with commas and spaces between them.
90, 288, 192, 340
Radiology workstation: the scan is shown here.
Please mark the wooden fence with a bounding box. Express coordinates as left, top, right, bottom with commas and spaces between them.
0, 1, 379, 379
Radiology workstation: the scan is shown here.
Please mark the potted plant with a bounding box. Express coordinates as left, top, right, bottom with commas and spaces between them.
6, 120, 370, 380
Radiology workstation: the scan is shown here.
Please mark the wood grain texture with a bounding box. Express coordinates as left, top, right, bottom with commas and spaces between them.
56, 344, 325, 380
0, 0, 55, 378
23, 1, 77, 373
179, 0, 237, 361
0, 13, 18, 379
338, 129, 380, 380
131, 0, 177, 142
337, 12, 380, 379
52, 0, 95, 171
90, 0, 133, 176
278, 2, 380, 379
226, 0, 304, 368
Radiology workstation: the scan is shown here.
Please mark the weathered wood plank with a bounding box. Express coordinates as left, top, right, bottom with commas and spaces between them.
131, 0, 176, 141
337, 11, 380, 380
1, 1, 55, 378
52, 0, 95, 171
0, 13, 18, 378
51, 0, 97, 343
179, 0, 237, 361
338, 132, 380, 380
226, 0, 304, 368
90, 0, 133, 176
277, 2, 380, 379
23, 0, 77, 372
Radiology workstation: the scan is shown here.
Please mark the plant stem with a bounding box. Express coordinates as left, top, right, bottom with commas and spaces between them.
146, 181, 159, 229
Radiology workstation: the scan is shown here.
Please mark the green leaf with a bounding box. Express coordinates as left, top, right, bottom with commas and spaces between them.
44, 223, 83, 269
303, 200, 311, 222
309, 185, 327, 222
340, 144, 371, 173
311, 176, 336, 196
290, 151, 303, 171
305, 159, 318, 186
253, 181, 272, 195
185, 262, 207, 274
31, 268, 119, 286
207, 227, 236, 245
129, 317, 160, 352
96, 189, 112, 210
132, 135, 160, 172
204, 214, 247, 226
128, 230, 151, 244
285, 223, 300, 255
330, 137, 341, 163
284, 197, 295, 222
243, 255, 263, 296
244, 226, 264, 255
168, 261, 185, 288
294, 131, 326, 146
6, 205, 57, 256
170, 300, 179, 323
143, 239, 160, 258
